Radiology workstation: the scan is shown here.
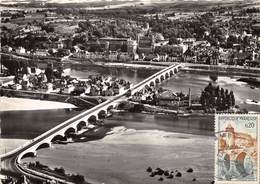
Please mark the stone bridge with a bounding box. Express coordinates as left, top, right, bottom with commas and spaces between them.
1, 63, 184, 175
217, 148, 257, 179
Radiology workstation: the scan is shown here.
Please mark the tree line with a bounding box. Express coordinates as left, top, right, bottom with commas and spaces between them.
200, 83, 235, 112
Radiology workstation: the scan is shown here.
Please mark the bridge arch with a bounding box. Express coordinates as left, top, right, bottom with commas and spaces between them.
143, 85, 151, 92
118, 101, 132, 110
155, 78, 160, 84
64, 127, 76, 137
174, 68, 178, 73
51, 134, 66, 142
88, 115, 97, 124
77, 121, 87, 131
169, 70, 174, 76
235, 152, 253, 175
160, 75, 165, 81
107, 105, 114, 112
98, 110, 107, 119
149, 81, 155, 86
223, 153, 231, 172
36, 143, 51, 151
145, 84, 150, 89
20, 152, 36, 160
165, 73, 169, 79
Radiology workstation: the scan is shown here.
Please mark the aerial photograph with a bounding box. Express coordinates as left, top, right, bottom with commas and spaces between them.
0, 0, 260, 184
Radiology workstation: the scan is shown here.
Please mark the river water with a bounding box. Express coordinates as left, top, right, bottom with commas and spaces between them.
70, 65, 260, 112
1, 65, 260, 184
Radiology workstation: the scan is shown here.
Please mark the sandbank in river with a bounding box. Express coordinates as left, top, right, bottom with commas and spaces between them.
23, 126, 214, 184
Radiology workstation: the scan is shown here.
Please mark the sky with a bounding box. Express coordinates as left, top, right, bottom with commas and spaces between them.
218, 116, 258, 137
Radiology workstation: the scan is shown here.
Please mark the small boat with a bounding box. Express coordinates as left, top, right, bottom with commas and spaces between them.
245, 99, 260, 105
252, 99, 258, 103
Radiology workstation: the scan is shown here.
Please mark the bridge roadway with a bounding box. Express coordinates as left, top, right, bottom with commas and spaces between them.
0, 63, 183, 182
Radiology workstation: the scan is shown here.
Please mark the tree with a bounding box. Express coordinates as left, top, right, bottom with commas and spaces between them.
204, 82, 213, 94
200, 83, 235, 111
70, 174, 85, 184
54, 167, 65, 176
121, 43, 128, 52
216, 95, 222, 110
169, 37, 180, 45
21, 66, 29, 75
200, 91, 206, 109
215, 85, 220, 96
55, 64, 63, 79
230, 91, 235, 106
226, 35, 238, 48
45, 63, 54, 82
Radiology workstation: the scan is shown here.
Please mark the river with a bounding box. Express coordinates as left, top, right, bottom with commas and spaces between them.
70, 65, 260, 112
1, 65, 259, 183
2, 65, 259, 138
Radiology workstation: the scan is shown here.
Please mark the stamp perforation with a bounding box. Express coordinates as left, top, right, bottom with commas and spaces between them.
215, 113, 260, 184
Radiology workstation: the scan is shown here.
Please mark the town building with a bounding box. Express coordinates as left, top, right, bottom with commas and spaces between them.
34, 49, 48, 56
137, 34, 155, 55
16, 47, 26, 54
99, 37, 129, 51
1, 45, 12, 53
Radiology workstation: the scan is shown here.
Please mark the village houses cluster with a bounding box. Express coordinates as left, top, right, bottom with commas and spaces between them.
1, 4, 260, 68
3, 65, 132, 97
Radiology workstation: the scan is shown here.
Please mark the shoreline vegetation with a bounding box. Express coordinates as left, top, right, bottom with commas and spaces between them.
26, 161, 88, 184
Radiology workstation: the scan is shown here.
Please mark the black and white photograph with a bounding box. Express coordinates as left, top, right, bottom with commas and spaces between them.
0, 0, 260, 184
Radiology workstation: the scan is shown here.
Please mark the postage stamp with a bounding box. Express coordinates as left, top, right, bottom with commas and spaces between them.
215, 114, 259, 184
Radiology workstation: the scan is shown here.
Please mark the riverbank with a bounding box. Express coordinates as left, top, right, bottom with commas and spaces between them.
93, 61, 260, 77
0, 97, 76, 111
119, 102, 215, 118
94, 62, 165, 70
0, 87, 102, 109
0, 139, 28, 155
3, 51, 260, 77
0, 97, 75, 156
4, 51, 260, 77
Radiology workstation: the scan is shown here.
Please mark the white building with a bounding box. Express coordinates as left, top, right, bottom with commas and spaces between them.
63, 85, 75, 94
34, 49, 48, 56
16, 47, 26, 54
